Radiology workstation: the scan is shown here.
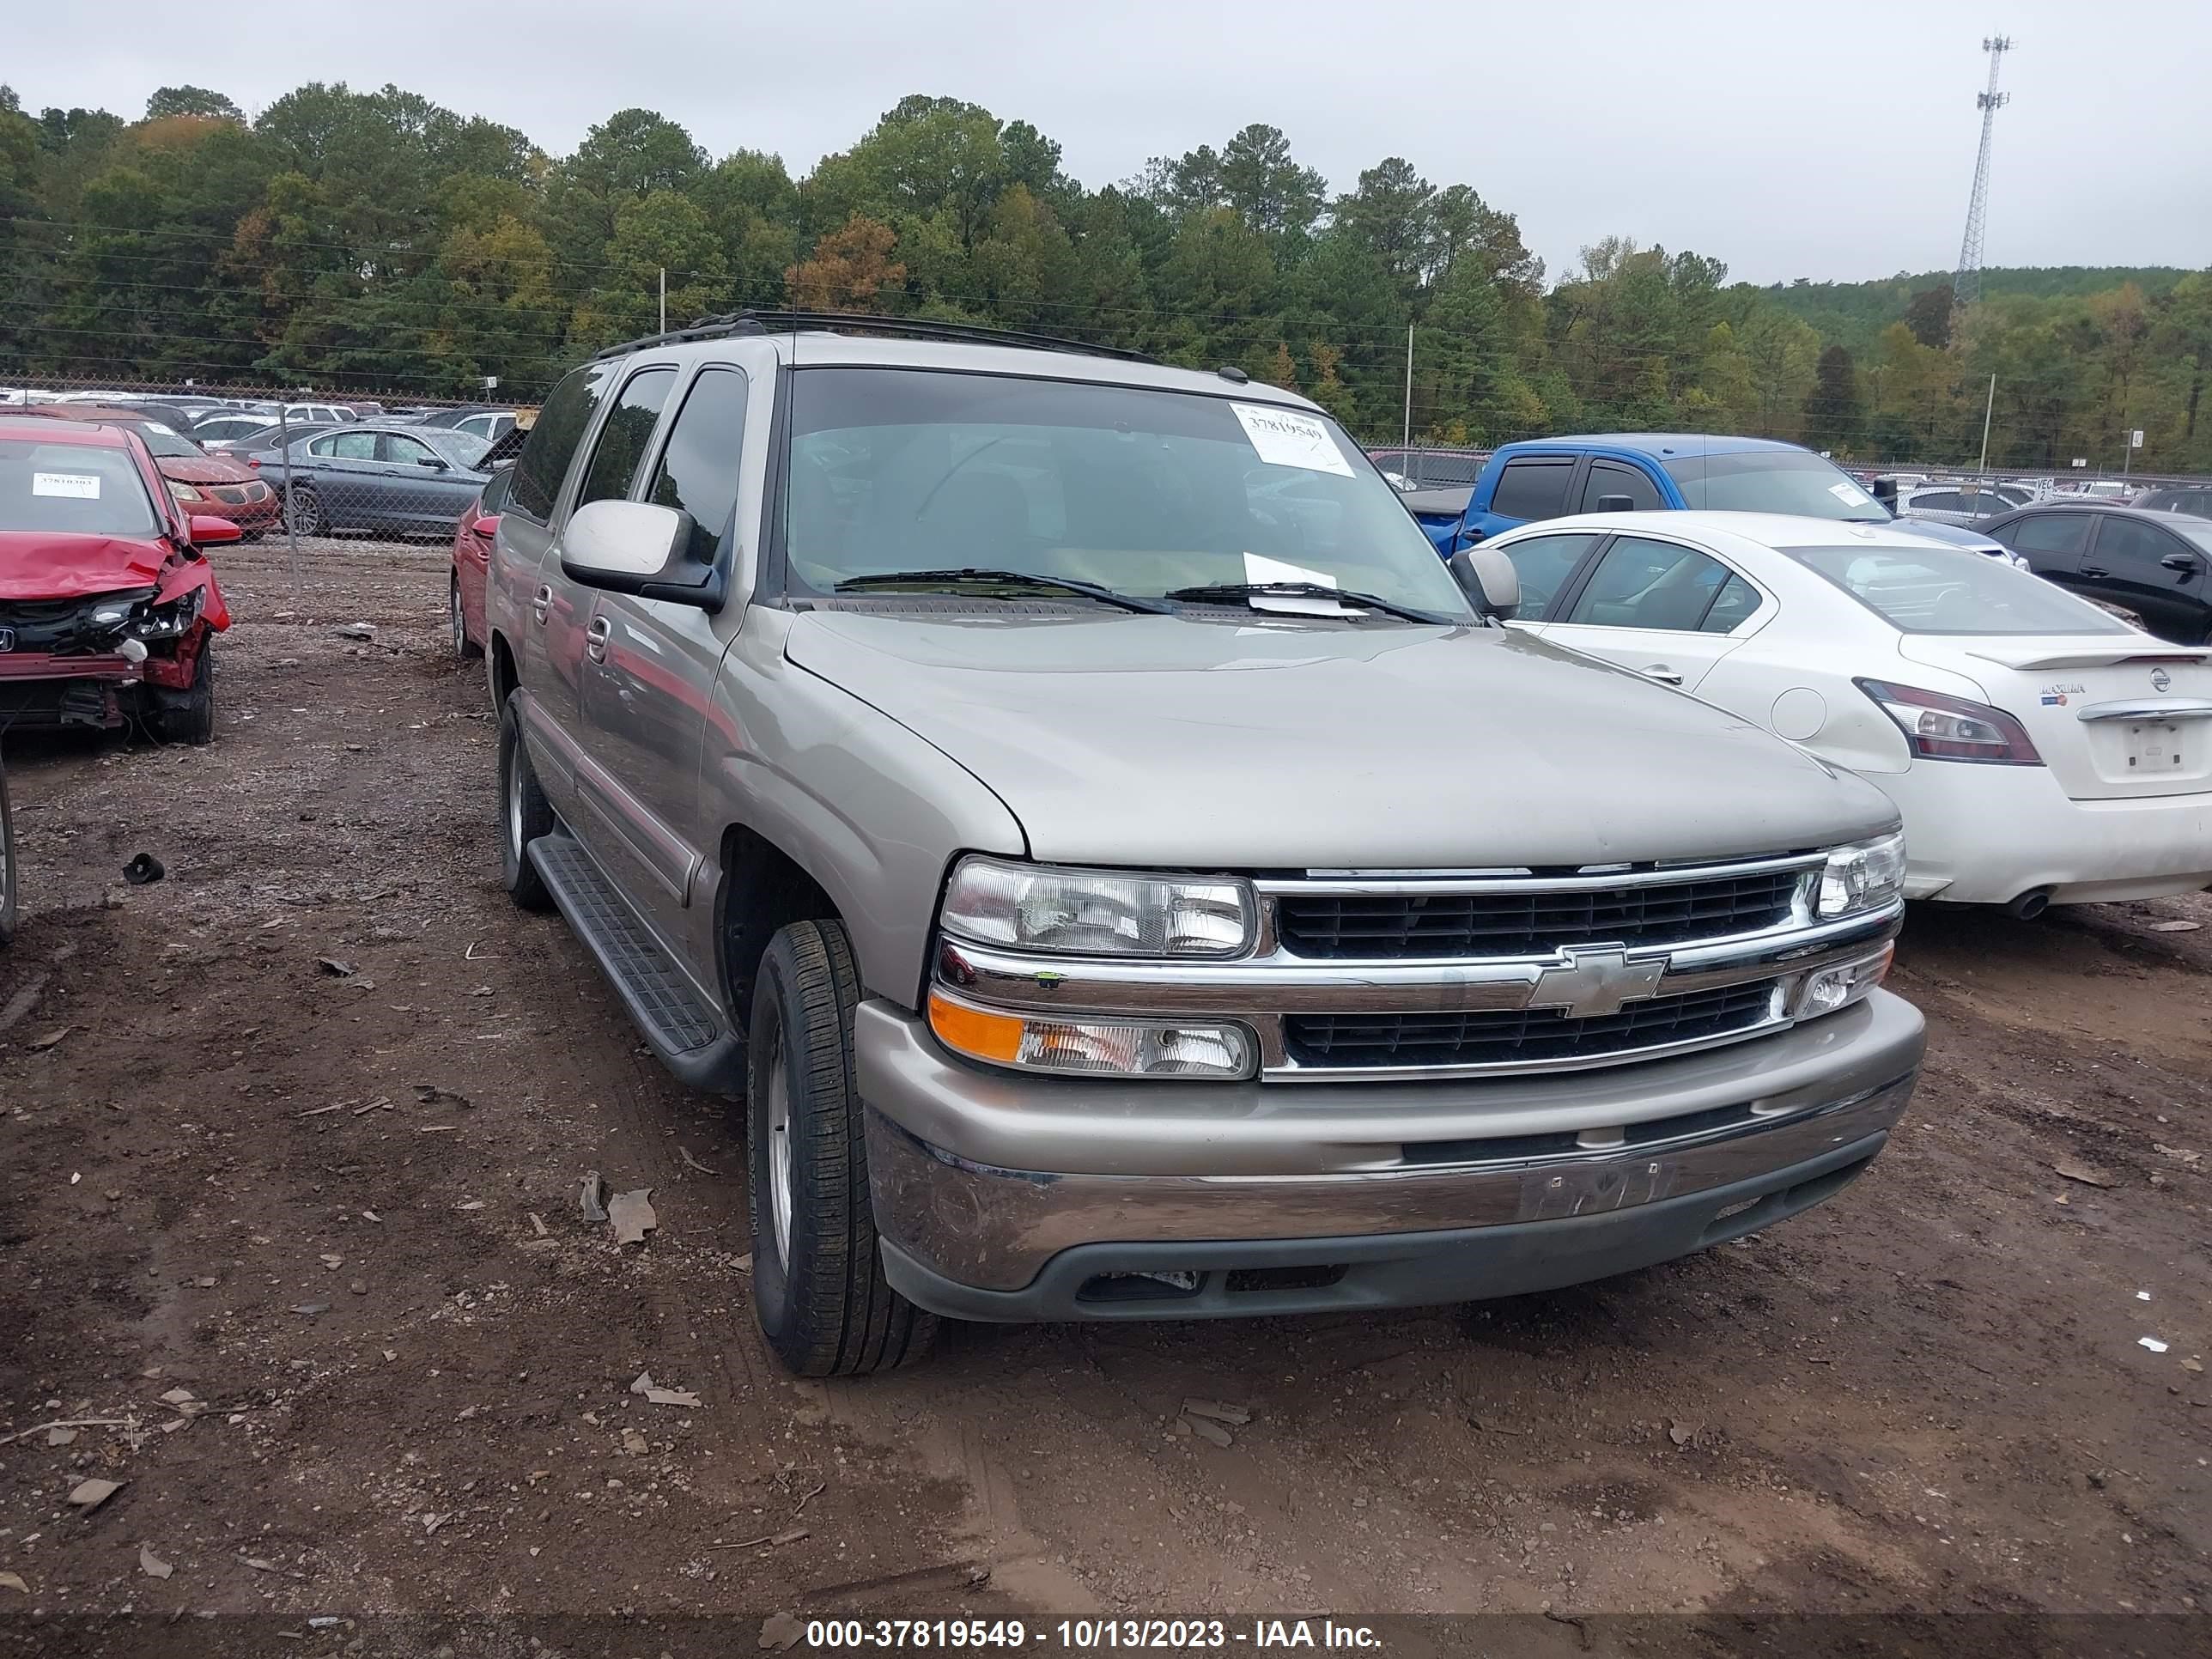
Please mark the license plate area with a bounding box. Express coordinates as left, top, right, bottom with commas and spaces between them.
1518, 1155, 1684, 1220
2124, 720, 2189, 774
2079, 715, 2212, 791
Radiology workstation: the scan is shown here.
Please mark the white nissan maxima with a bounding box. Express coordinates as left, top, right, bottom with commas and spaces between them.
1484, 512, 2212, 915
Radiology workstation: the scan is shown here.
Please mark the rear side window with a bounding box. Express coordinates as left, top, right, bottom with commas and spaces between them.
1497, 532, 1600, 621
1490, 458, 1574, 521
1998, 514, 2092, 558
2094, 516, 2187, 572
1563, 537, 1734, 631
647, 368, 749, 565
576, 367, 678, 507
1579, 461, 1662, 513
508, 362, 614, 523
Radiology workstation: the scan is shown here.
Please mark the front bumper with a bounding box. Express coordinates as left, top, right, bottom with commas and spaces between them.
859, 990, 1925, 1317
0, 654, 140, 729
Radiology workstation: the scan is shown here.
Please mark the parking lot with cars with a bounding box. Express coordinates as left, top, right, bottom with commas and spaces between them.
3, 509, 2209, 1637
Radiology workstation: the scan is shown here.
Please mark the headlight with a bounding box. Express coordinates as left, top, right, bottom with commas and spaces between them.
939, 855, 1254, 957
131, 587, 205, 639
167, 480, 204, 501
1817, 831, 1906, 920
927, 988, 1256, 1079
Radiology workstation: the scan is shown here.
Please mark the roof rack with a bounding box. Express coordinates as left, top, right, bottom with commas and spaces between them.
591, 308, 1155, 365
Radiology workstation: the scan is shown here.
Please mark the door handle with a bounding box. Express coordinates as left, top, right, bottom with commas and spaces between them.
531, 584, 552, 624
1638, 664, 1685, 685
2081, 565, 2110, 579
584, 616, 611, 665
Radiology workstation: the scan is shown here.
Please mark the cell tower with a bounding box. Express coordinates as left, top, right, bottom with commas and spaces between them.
1953, 34, 2012, 308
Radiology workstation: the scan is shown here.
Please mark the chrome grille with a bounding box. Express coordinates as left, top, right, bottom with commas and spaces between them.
1273, 868, 1803, 959
1285, 980, 1782, 1070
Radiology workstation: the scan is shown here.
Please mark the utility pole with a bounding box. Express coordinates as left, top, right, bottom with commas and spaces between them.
1977, 374, 1996, 471
659, 268, 667, 334
1954, 35, 2012, 309
1401, 322, 1413, 456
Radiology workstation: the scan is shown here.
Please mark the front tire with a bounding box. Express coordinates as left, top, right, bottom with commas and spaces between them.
155, 640, 216, 746
497, 691, 554, 911
747, 919, 936, 1376
0, 763, 17, 948
450, 577, 482, 660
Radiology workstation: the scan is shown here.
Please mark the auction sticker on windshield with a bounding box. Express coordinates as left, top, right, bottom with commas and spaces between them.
1828, 480, 1873, 508
1232, 404, 1352, 477
33, 472, 101, 499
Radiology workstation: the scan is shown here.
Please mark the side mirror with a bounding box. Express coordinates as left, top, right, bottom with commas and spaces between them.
418, 457, 449, 471
1595, 494, 1636, 513
560, 499, 720, 608
1449, 546, 1519, 621
187, 514, 242, 546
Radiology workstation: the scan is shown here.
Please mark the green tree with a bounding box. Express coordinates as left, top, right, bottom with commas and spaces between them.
146, 86, 244, 122
1800, 344, 1863, 454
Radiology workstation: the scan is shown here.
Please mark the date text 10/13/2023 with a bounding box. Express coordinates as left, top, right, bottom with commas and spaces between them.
803, 1620, 1384, 1650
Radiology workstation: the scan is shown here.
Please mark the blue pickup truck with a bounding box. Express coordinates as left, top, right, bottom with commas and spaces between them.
1401, 432, 2009, 559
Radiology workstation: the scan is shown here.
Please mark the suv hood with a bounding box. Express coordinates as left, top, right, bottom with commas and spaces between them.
0, 531, 170, 600
784, 611, 1897, 868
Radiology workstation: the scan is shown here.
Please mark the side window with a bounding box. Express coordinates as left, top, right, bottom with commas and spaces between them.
1913, 491, 1963, 512
382, 434, 439, 466
1563, 536, 1734, 631
507, 362, 615, 523
575, 367, 678, 507
1579, 461, 1663, 514
480, 469, 513, 514
1702, 573, 1762, 634
1489, 458, 1575, 522
2000, 514, 2092, 560
2094, 516, 2184, 571
1497, 532, 1600, 622
307, 433, 340, 458
647, 368, 748, 565
318, 431, 377, 460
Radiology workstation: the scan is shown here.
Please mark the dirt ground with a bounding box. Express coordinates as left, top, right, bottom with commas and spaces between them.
2, 532, 2209, 1656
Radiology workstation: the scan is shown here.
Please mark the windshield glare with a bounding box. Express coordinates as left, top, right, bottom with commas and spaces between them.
1664, 451, 1887, 521
0, 439, 161, 537
782, 368, 1471, 618
1789, 544, 2130, 635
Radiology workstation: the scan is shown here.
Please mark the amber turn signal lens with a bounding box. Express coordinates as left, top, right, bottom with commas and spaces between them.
927, 988, 1024, 1064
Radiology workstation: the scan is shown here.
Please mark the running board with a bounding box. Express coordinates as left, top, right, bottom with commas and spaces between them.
528, 830, 743, 1093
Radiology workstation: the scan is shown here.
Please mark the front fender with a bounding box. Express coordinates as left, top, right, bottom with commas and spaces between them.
156, 558, 230, 632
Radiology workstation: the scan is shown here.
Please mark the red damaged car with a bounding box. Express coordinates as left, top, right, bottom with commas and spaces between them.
0, 416, 236, 744
20, 404, 282, 540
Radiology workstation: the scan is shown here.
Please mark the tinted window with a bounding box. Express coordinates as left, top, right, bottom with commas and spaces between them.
577, 367, 678, 507
1579, 461, 1662, 513
1703, 574, 1761, 634
1662, 450, 1886, 520
1788, 545, 2129, 635
1563, 537, 1734, 631
2000, 514, 2092, 556
1497, 532, 1600, 621
382, 433, 441, 466
2096, 516, 2190, 570
647, 368, 748, 565
0, 437, 160, 536
1911, 491, 1965, 512
508, 361, 614, 522
480, 468, 513, 514
1490, 458, 1574, 521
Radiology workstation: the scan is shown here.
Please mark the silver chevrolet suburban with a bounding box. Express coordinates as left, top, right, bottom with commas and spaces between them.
485, 311, 1923, 1376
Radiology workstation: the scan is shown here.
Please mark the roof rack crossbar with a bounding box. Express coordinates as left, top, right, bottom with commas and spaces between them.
591, 309, 1154, 365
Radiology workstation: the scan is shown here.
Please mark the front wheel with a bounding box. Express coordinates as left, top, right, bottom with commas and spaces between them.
0, 762, 17, 947
155, 639, 216, 746
747, 919, 936, 1376
497, 691, 554, 911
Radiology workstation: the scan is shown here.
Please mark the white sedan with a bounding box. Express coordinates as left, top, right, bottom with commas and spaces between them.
1484, 511, 2212, 914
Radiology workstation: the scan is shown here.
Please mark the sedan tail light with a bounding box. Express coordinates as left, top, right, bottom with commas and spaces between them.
1856, 678, 2044, 765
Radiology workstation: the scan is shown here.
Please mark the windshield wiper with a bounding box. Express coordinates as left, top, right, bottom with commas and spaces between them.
834, 568, 1176, 614
1164, 581, 1457, 625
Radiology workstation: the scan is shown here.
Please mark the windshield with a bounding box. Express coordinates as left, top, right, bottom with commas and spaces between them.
1789, 544, 2130, 635
0, 438, 160, 536
781, 368, 1471, 618
122, 420, 204, 460
424, 428, 492, 467
1664, 450, 1887, 521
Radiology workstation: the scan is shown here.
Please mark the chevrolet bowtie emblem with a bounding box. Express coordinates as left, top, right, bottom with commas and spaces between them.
1528, 946, 1667, 1019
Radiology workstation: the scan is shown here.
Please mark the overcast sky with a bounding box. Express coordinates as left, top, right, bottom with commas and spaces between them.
9, 0, 2209, 288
